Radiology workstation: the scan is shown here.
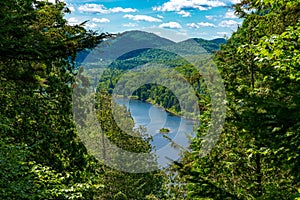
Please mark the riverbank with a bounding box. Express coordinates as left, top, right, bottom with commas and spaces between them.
113, 95, 199, 121
143, 99, 199, 121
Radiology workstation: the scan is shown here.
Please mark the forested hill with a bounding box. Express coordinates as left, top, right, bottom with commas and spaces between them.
2, 0, 299, 199
93, 31, 226, 118
75, 30, 226, 65
76, 30, 175, 63
180, 37, 227, 53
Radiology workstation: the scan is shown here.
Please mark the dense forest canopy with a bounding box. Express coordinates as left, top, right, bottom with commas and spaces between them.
0, 0, 110, 198
168, 0, 300, 199
0, 0, 162, 199
0, 0, 299, 199
93, 34, 225, 119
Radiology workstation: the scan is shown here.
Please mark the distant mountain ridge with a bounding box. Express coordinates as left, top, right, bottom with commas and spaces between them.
178, 38, 226, 54
92, 31, 227, 116
76, 30, 226, 64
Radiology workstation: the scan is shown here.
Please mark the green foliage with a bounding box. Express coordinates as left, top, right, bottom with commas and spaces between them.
0, 140, 103, 199
2, 0, 298, 199
91, 90, 164, 199
73, 67, 164, 199
0, 0, 111, 199
95, 90, 152, 153
96, 50, 213, 119
169, 0, 300, 199
159, 128, 170, 133
84, 32, 224, 120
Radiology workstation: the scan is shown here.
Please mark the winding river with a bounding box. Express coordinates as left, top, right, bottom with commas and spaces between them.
115, 98, 198, 167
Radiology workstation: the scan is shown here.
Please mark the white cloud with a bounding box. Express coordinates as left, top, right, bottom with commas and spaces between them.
159, 22, 182, 29
217, 31, 229, 35
67, 17, 80, 25
157, 15, 164, 19
78, 4, 137, 14
153, 0, 226, 12
122, 23, 138, 27
230, 0, 241, 4
68, 6, 75, 12
219, 20, 241, 28
177, 10, 191, 17
110, 7, 137, 13
124, 14, 162, 22
205, 15, 214, 20
46, 0, 57, 3
224, 10, 238, 18
92, 18, 110, 23
211, 35, 223, 39
85, 23, 98, 29
197, 32, 209, 35
187, 22, 216, 28
48, 0, 55, 3
78, 4, 108, 13
142, 27, 189, 42
187, 23, 200, 28
198, 22, 216, 27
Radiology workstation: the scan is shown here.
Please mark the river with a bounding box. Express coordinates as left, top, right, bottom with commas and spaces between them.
115, 98, 198, 168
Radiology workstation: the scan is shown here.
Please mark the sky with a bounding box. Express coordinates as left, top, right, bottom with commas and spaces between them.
56, 0, 243, 42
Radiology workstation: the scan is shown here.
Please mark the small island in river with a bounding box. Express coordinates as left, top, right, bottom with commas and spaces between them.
159, 128, 170, 133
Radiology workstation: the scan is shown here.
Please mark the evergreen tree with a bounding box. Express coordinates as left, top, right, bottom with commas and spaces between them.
171, 0, 300, 199
0, 0, 110, 198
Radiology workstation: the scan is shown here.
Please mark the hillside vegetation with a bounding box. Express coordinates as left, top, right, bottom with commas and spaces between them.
0, 0, 299, 199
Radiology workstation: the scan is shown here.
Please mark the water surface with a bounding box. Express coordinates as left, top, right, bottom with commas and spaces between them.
115, 98, 198, 167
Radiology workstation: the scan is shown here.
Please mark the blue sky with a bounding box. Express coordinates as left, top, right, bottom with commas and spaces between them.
57, 0, 242, 42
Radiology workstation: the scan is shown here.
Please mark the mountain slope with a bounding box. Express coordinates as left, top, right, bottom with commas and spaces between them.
76, 30, 175, 63
93, 31, 227, 118
76, 31, 226, 65
178, 38, 226, 53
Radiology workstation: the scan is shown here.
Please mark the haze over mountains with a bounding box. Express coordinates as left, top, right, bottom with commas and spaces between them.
76, 30, 226, 65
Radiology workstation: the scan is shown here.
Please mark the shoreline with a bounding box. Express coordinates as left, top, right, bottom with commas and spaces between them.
113, 95, 199, 121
